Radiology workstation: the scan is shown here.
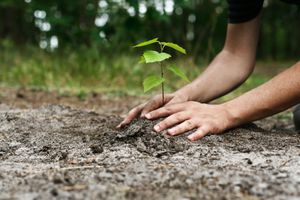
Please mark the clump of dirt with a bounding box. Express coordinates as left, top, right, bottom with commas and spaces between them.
115, 118, 188, 157
0, 104, 300, 200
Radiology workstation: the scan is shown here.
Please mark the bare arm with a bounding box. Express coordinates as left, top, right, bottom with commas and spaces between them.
176, 15, 261, 102
145, 61, 300, 141
118, 15, 261, 128
224, 61, 300, 126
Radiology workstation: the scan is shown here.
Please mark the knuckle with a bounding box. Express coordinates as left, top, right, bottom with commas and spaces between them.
186, 110, 194, 119
144, 101, 152, 108
159, 121, 167, 128
154, 108, 161, 114
142, 106, 151, 113
201, 124, 211, 133
176, 126, 184, 133
148, 111, 156, 117
165, 107, 173, 113
206, 122, 218, 133
175, 112, 186, 121
191, 118, 200, 125
164, 116, 176, 126
186, 120, 194, 129
177, 124, 184, 130
174, 113, 183, 121
129, 108, 137, 115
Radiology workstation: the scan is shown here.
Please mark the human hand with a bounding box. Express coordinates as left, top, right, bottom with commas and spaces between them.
117, 92, 188, 128
145, 101, 236, 141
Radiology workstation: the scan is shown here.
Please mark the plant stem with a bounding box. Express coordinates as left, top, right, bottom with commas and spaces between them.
159, 42, 165, 105
160, 61, 164, 105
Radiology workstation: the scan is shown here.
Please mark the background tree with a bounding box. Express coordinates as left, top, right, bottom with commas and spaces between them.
0, 0, 299, 60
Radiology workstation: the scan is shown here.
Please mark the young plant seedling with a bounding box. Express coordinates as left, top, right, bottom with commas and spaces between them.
133, 38, 189, 105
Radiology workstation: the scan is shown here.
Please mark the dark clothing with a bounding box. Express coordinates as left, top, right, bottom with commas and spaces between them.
293, 105, 300, 132
227, 0, 300, 23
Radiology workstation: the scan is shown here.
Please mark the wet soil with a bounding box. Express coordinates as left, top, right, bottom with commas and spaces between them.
0, 88, 300, 200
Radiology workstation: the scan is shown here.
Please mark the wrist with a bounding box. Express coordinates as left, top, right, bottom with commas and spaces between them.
175, 83, 205, 102
222, 101, 244, 128
173, 86, 192, 102
173, 91, 189, 102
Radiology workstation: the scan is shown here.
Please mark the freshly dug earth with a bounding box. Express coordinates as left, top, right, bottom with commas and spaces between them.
0, 104, 300, 200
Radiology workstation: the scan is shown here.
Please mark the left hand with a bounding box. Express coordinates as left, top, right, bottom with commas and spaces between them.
145, 101, 236, 141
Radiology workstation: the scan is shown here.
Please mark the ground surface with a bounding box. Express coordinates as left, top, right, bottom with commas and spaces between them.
0, 88, 300, 200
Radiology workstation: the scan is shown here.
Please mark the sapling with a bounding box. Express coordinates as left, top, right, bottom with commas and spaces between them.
133, 38, 189, 105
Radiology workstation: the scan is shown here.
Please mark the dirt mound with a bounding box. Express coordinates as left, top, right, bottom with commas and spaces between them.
0, 104, 300, 200
115, 118, 188, 157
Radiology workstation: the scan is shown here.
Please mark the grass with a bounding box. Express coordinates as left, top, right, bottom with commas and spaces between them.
0, 44, 141, 95
220, 74, 269, 102
1, 42, 292, 101
0, 43, 199, 95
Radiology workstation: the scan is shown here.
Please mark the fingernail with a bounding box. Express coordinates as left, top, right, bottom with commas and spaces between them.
154, 125, 160, 132
187, 135, 194, 141
145, 113, 151, 119
168, 129, 175, 135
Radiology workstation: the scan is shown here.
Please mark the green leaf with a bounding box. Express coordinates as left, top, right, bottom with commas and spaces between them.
167, 65, 190, 82
138, 55, 145, 64
143, 75, 165, 92
133, 38, 158, 48
143, 50, 171, 63
161, 42, 186, 54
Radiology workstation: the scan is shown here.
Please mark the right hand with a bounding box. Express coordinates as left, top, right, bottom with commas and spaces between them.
117, 92, 188, 128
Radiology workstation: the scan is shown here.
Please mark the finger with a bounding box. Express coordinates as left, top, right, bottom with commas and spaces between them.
116, 104, 145, 128
141, 96, 162, 117
167, 120, 197, 136
153, 112, 189, 132
187, 126, 210, 141
141, 94, 174, 117
145, 103, 186, 119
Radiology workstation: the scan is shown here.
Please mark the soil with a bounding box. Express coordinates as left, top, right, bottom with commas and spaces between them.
0, 87, 300, 200
0, 87, 145, 115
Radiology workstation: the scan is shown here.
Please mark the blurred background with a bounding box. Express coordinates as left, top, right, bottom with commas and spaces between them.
0, 0, 299, 99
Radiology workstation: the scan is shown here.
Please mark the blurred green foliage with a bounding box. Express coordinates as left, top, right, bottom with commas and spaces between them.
0, 0, 299, 96
0, 44, 271, 98
0, 0, 299, 60
0, 43, 197, 94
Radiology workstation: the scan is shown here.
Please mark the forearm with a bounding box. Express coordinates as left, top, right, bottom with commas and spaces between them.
175, 16, 260, 103
175, 49, 255, 102
224, 61, 300, 126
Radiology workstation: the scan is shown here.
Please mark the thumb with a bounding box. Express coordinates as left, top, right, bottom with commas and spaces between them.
141, 94, 173, 117
165, 95, 186, 106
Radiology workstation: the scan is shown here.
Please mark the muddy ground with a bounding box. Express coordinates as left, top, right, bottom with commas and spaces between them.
0, 88, 300, 200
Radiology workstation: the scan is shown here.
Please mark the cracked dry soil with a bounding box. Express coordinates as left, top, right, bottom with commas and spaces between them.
0, 104, 300, 200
